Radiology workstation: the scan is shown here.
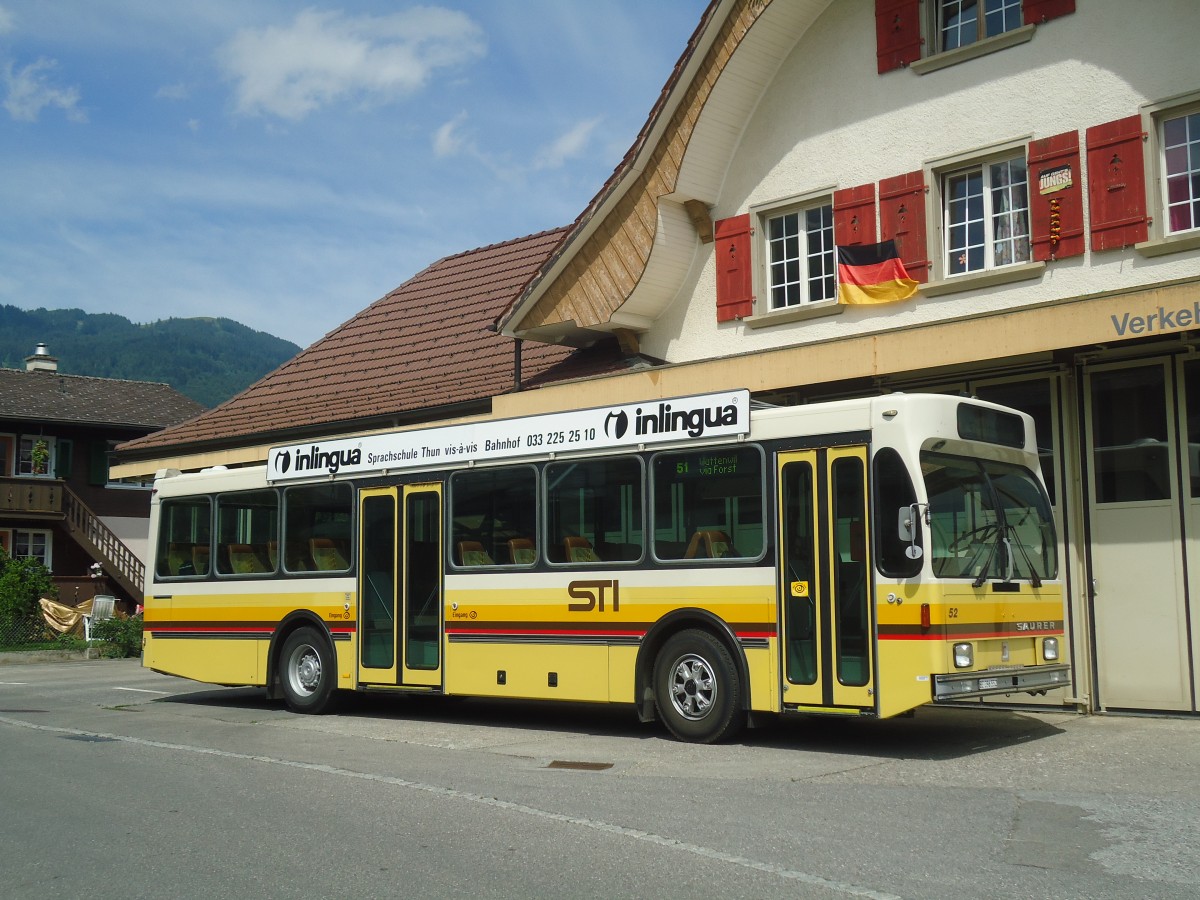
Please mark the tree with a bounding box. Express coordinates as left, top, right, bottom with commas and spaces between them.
0, 549, 56, 635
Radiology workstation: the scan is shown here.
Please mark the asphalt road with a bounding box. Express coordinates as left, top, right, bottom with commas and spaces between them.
1, 658, 1197, 899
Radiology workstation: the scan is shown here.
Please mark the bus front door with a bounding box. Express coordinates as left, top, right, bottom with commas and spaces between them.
357, 484, 443, 689
778, 448, 876, 712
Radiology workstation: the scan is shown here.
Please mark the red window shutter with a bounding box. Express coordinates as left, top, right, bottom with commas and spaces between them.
875, 0, 922, 74
714, 214, 753, 323
1087, 116, 1148, 252
878, 171, 929, 283
1023, 0, 1076, 25
833, 184, 877, 247
1028, 130, 1084, 261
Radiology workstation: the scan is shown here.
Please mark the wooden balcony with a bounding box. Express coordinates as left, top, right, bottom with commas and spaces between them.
0, 475, 64, 518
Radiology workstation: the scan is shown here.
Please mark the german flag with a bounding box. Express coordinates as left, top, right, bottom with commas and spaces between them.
836, 240, 918, 305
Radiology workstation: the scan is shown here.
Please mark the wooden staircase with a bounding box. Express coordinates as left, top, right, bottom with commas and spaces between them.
61, 485, 145, 600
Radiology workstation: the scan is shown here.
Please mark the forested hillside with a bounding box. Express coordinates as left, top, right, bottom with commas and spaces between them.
0, 306, 301, 409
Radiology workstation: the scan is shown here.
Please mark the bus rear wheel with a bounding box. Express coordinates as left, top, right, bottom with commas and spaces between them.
279, 626, 338, 714
653, 629, 744, 743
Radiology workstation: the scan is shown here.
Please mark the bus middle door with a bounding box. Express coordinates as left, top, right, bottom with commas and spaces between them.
778, 447, 875, 712
358, 484, 443, 689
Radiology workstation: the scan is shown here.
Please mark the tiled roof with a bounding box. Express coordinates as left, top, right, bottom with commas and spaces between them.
0, 368, 205, 429
118, 227, 617, 455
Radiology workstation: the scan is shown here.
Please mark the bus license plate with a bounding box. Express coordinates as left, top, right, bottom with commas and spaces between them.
978, 677, 999, 690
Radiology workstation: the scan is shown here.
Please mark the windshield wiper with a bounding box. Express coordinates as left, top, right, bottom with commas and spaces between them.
1007, 532, 1043, 588
970, 524, 1004, 588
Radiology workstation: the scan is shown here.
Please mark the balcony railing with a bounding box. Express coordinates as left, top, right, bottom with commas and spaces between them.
0, 475, 63, 515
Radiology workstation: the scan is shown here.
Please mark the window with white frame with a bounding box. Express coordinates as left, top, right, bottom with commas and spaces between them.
17, 436, 55, 477
105, 440, 153, 488
763, 200, 835, 309
943, 153, 1030, 276
1163, 109, 1200, 234
937, 0, 1023, 52
12, 529, 51, 568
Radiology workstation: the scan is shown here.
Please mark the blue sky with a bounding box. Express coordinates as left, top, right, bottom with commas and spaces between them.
0, 1, 709, 348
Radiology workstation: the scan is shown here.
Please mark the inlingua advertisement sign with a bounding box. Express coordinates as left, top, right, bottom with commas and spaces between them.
266, 389, 750, 482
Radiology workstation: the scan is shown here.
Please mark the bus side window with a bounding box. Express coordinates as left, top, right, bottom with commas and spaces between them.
545, 456, 643, 566
651, 447, 764, 561
872, 447, 921, 578
450, 466, 538, 568
283, 483, 354, 574
156, 497, 210, 579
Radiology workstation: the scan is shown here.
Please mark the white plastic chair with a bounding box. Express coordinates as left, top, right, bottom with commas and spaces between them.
83, 595, 116, 641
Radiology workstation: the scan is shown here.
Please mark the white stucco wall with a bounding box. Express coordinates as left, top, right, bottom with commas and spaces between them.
647, 0, 1200, 363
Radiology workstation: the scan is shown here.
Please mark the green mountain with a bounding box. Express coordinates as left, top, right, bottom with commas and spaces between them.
0, 306, 301, 409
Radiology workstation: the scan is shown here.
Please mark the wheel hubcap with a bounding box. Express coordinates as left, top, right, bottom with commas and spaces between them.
289, 645, 321, 696
669, 653, 716, 720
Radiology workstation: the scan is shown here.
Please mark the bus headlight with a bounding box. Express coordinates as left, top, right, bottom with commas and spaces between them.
954, 642, 974, 668
1043, 637, 1060, 661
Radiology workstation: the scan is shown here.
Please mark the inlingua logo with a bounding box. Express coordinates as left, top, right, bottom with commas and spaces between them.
274, 450, 292, 474
604, 410, 629, 439
289, 444, 362, 475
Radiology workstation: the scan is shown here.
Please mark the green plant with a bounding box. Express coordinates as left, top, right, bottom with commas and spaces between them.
0, 549, 56, 636
91, 614, 143, 658
54, 632, 88, 652
30, 439, 49, 474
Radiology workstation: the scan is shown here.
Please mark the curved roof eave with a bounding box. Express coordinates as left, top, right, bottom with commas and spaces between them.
499, 0, 830, 344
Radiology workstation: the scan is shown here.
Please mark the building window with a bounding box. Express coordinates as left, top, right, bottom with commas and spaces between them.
938, 0, 1023, 51
764, 201, 835, 309
943, 154, 1030, 275
12, 529, 51, 568
1163, 110, 1200, 234
104, 440, 153, 488
17, 436, 55, 477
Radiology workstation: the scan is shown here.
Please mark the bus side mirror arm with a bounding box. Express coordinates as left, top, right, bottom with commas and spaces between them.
899, 503, 925, 560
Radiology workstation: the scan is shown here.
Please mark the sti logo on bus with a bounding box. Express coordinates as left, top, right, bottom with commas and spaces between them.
605, 398, 741, 441
274, 444, 362, 477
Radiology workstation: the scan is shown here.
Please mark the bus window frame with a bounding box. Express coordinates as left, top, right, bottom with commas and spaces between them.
154, 494, 214, 582
648, 442, 769, 565
543, 454, 647, 568
214, 488, 280, 578
280, 481, 356, 577
447, 463, 541, 571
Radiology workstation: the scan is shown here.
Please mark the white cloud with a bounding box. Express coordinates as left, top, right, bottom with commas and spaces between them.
433, 111, 469, 158
218, 6, 486, 121
0, 6, 14, 35
534, 117, 602, 170
2, 58, 86, 122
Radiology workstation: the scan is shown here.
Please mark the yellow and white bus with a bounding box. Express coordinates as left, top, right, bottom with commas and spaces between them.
143, 390, 1068, 742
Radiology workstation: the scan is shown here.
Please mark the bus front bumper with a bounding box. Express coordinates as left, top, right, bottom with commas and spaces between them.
932, 664, 1071, 701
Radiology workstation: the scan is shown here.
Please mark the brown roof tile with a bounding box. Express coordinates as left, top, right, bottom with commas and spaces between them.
0, 368, 205, 429
118, 228, 594, 455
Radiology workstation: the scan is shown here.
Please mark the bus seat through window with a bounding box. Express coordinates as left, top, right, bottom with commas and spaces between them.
507, 538, 535, 565
685, 530, 736, 559
192, 545, 210, 575
228, 544, 268, 574
310, 538, 349, 571
564, 535, 600, 563
457, 540, 493, 567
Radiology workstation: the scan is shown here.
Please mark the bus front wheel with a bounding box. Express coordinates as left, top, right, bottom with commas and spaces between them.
279, 627, 338, 714
653, 629, 744, 743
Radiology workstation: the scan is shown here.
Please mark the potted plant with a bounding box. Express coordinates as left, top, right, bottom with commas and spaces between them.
30, 439, 49, 475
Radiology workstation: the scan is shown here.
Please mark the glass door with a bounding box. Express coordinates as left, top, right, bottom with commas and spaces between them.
358, 484, 443, 688
778, 447, 875, 712
1084, 360, 1191, 711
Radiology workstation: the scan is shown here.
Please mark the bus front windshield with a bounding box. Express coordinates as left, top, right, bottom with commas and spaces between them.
922, 452, 1057, 585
